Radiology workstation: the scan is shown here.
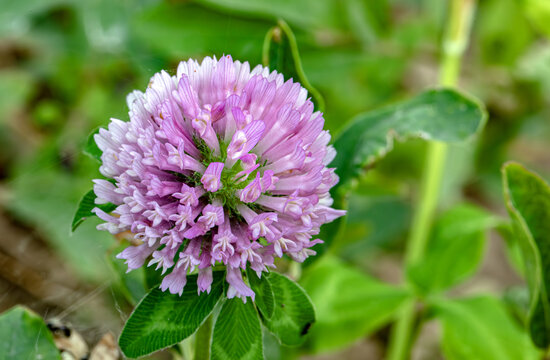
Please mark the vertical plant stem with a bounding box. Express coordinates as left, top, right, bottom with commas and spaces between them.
193, 315, 213, 360
404, 141, 448, 267
386, 1, 476, 359
181, 336, 194, 360
387, 299, 417, 360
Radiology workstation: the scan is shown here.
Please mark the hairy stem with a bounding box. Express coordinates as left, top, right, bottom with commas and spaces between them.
386, 1, 476, 359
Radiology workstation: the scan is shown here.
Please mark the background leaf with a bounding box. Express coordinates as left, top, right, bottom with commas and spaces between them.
262, 19, 325, 111
408, 204, 502, 293
119, 272, 224, 358
0, 0, 67, 34
477, 0, 533, 65
433, 296, 539, 360
9, 154, 115, 281
0, 71, 34, 121
523, 0, 550, 38
502, 162, 550, 348
262, 272, 315, 347
131, 3, 271, 63
196, 0, 346, 31
211, 298, 263, 360
0, 306, 61, 360
300, 255, 411, 352
318, 89, 487, 256
332, 89, 487, 194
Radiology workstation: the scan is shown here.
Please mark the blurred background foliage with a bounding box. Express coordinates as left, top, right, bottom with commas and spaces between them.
0, 0, 550, 358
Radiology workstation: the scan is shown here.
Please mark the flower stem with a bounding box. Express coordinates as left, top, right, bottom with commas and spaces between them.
386, 1, 476, 359
193, 315, 213, 360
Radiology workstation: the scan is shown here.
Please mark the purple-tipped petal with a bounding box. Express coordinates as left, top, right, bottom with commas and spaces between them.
197, 267, 213, 294
201, 162, 224, 192
227, 120, 265, 160
238, 173, 262, 203
226, 266, 255, 302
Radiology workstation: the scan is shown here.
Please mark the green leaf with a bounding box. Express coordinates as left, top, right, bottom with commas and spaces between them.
319, 89, 487, 258
0, 306, 61, 360
132, 3, 271, 63
524, 0, 550, 37
300, 50, 406, 132
340, 194, 412, 257
504, 286, 531, 326
247, 268, 274, 319
9, 149, 114, 281
195, 0, 345, 31
408, 204, 502, 293
478, 0, 533, 65
211, 298, 263, 360
0, 0, 67, 34
432, 296, 539, 360
498, 222, 527, 276
119, 272, 225, 358
300, 255, 411, 352
262, 19, 325, 112
261, 272, 315, 346
332, 89, 487, 194
83, 127, 102, 162
0, 71, 33, 121
502, 162, 550, 348
71, 189, 117, 232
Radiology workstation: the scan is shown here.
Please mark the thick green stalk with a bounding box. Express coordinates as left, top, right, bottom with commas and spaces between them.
386, 300, 417, 360
386, 1, 476, 359
193, 315, 213, 360
404, 141, 448, 267
181, 336, 194, 360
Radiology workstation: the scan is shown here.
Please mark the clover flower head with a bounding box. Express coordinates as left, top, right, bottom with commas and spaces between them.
93, 55, 345, 300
